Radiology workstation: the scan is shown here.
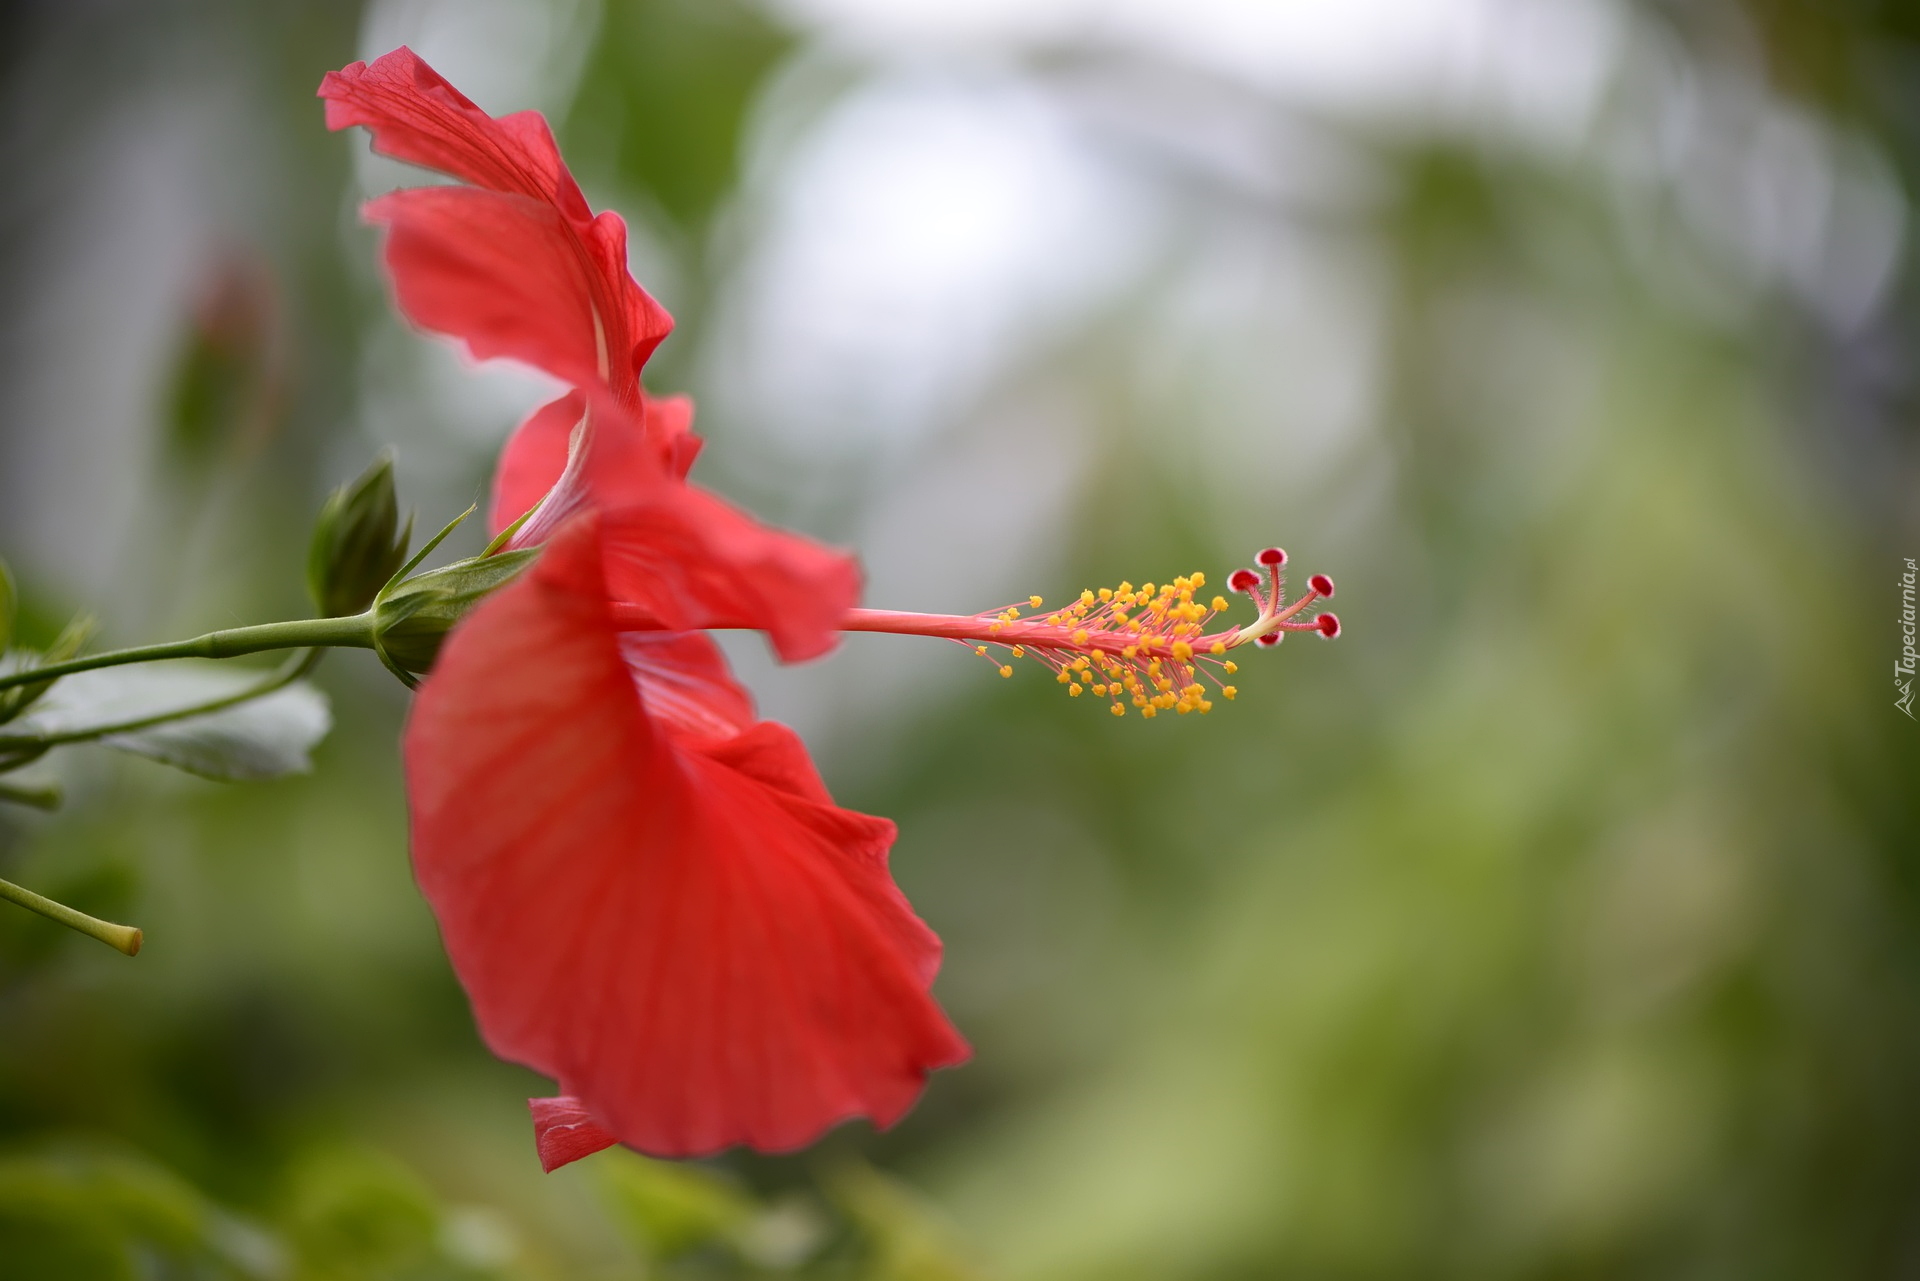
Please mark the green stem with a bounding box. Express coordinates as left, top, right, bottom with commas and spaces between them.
0, 779, 61, 810
0, 875, 141, 955
0, 649, 324, 751
0, 613, 374, 694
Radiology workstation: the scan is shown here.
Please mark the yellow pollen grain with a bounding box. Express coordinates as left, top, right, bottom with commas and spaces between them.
1142, 583, 1155, 596
1177, 704, 1192, 715
1069, 684, 1083, 697
1211, 596, 1229, 612
1142, 706, 1157, 718
1192, 571, 1206, 587
1098, 587, 1113, 601
1029, 595, 1044, 608
1117, 581, 1133, 595
1111, 703, 1125, 717
1092, 684, 1108, 697
1057, 670, 1072, 684
1222, 686, 1237, 699
999, 666, 1013, 678
1080, 590, 1096, 605
1224, 661, 1238, 674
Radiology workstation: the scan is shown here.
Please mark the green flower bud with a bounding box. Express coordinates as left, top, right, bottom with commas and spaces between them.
308, 454, 411, 618
372, 549, 540, 681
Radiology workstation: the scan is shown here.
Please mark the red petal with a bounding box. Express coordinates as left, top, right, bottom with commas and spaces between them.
599, 488, 862, 663
619, 631, 754, 743
646, 395, 703, 481
491, 392, 586, 535
571, 397, 859, 662
367, 187, 609, 391
405, 516, 967, 1159
320, 46, 590, 217
323, 48, 671, 396
492, 394, 704, 543
530, 1096, 618, 1172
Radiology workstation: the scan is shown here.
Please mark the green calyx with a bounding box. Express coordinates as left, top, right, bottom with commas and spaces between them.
372, 550, 539, 684
308, 453, 413, 618
365, 501, 539, 687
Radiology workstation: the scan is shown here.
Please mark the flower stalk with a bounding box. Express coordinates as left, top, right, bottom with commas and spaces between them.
0, 613, 376, 695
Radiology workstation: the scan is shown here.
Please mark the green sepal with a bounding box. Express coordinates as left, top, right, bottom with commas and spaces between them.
370, 549, 540, 680
307, 453, 412, 618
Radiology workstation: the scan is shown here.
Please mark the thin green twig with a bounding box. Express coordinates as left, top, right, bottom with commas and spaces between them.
0, 613, 373, 695
0, 875, 141, 955
0, 779, 60, 810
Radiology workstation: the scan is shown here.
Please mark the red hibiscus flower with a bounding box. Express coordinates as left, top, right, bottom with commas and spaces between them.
322, 48, 967, 1165
322, 46, 1340, 1171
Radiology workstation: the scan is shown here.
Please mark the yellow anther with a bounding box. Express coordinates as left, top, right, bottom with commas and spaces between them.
999, 665, 1013, 678
1111, 703, 1125, 717
1057, 670, 1072, 684
1142, 583, 1155, 596
1224, 661, 1238, 674
1073, 657, 1090, 671
1029, 595, 1044, 608
1098, 587, 1113, 601
1093, 684, 1108, 696
1171, 641, 1193, 661
989, 622, 1003, 633
1211, 596, 1229, 612
1121, 645, 1137, 659
1073, 629, 1090, 646
1080, 589, 1096, 605
1199, 700, 1213, 713
1222, 686, 1237, 700
1192, 571, 1206, 587
1011, 646, 1025, 657
1069, 684, 1083, 697
1133, 695, 1148, 707
1117, 581, 1133, 595
1142, 706, 1158, 718
1210, 641, 1226, 655
1076, 669, 1090, 683
975, 646, 988, 655
1177, 703, 1192, 715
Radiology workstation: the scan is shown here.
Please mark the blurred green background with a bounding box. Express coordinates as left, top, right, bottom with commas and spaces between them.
2, 0, 1918, 1276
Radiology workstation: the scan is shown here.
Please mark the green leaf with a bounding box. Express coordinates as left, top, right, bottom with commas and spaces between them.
14, 663, 331, 781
